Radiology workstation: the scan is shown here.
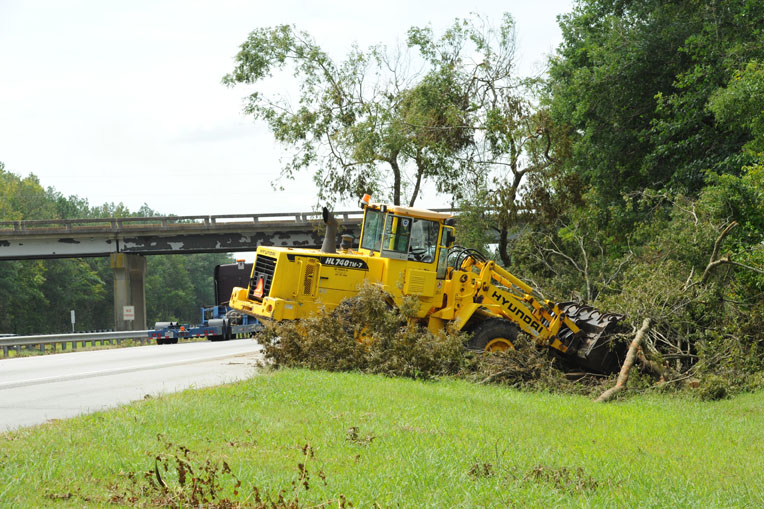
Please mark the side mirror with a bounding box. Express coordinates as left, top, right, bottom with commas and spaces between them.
442, 226, 456, 248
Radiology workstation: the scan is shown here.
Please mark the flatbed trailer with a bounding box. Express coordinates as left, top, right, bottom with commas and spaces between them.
150, 315, 261, 344
150, 260, 261, 345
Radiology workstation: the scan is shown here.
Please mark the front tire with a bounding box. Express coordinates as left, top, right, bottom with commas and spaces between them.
467, 318, 520, 352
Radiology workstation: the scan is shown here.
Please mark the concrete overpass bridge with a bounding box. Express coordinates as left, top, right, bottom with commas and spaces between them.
0, 211, 364, 331
0, 211, 366, 259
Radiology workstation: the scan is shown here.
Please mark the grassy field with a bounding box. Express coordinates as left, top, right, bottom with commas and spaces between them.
1, 369, 763, 507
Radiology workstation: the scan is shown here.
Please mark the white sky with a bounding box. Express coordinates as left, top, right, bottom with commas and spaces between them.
0, 0, 574, 217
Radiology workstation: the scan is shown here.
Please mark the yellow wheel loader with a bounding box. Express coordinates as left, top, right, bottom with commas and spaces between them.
230, 195, 625, 373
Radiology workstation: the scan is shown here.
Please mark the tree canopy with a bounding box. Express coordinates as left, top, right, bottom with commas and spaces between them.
224, 14, 552, 210
546, 0, 764, 206
498, 0, 764, 394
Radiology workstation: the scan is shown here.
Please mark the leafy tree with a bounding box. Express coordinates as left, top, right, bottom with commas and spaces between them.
708, 60, 764, 154
46, 188, 91, 220
185, 253, 228, 308
0, 162, 11, 219
145, 256, 196, 324
40, 259, 108, 331
224, 14, 551, 213
0, 260, 48, 334
547, 0, 764, 208
0, 165, 55, 220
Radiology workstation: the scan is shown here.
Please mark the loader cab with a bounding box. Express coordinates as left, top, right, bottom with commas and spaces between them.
359, 198, 455, 277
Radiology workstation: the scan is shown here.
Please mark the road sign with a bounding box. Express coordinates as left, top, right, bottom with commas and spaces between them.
123, 306, 135, 321
71, 310, 75, 332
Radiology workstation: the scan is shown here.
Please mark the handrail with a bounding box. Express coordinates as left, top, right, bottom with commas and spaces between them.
0, 208, 456, 234
1, 330, 150, 357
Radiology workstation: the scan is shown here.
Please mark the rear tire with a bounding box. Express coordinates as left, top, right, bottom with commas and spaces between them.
467, 318, 520, 352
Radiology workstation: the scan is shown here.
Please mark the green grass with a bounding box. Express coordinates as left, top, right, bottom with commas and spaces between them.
1, 369, 763, 507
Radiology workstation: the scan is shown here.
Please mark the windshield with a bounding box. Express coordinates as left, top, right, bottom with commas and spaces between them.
360, 209, 384, 251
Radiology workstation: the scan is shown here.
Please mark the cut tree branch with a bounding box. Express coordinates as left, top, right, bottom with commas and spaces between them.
729, 261, 764, 276
595, 318, 653, 403
700, 221, 738, 285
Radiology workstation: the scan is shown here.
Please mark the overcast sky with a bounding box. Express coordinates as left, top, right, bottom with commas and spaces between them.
0, 0, 574, 217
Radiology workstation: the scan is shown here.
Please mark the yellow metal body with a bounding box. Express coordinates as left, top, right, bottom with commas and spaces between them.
229, 202, 580, 352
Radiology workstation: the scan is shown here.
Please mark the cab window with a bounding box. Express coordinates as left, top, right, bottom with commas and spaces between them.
408, 218, 439, 263
360, 209, 385, 251
382, 215, 412, 258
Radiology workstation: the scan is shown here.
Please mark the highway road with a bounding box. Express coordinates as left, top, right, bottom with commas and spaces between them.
0, 339, 263, 431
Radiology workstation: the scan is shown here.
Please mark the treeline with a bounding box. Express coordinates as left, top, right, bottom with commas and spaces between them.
0, 163, 233, 335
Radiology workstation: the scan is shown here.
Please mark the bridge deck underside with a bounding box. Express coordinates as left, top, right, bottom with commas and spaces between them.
0, 224, 362, 260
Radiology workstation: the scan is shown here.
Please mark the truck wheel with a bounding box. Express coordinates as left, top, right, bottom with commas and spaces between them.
467, 318, 519, 352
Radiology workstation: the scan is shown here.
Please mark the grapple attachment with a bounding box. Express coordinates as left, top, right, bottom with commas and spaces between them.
555, 302, 626, 374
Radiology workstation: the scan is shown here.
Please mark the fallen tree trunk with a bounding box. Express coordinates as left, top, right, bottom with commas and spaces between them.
595, 318, 652, 403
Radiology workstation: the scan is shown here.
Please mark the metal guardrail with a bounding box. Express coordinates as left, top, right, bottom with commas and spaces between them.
0, 330, 150, 358
0, 210, 365, 234
0, 208, 455, 234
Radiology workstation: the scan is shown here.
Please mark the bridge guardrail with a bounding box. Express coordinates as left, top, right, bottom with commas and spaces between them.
0, 330, 150, 358
0, 208, 455, 235
0, 210, 364, 234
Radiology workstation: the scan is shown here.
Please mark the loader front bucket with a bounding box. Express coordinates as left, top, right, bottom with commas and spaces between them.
555, 302, 626, 374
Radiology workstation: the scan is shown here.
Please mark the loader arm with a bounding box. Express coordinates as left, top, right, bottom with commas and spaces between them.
447, 255, 626, 373
468, 260, 581, 354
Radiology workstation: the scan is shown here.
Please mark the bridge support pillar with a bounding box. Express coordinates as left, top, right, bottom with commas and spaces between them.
111, 253, 147, 331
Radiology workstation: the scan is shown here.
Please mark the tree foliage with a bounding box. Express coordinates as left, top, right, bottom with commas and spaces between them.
225, 14, 553, 213
708, 59, 764, 154
427, 0, 762, 397
491, 0, 764, 393
546, 0, 764, 208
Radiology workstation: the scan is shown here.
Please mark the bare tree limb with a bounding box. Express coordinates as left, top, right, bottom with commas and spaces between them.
577, 235, 592, 302
729, 260, 764, 276
700, 221, 738, 285
540, 234, 591, 302
681, 266, 695, 293
595, 318, 653, 403
602, 250, 634, 291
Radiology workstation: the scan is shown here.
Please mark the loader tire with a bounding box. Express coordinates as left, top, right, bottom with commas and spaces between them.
467, 318, 520, 353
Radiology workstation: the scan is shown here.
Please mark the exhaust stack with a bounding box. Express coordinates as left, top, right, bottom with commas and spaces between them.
321, 207, 338, 254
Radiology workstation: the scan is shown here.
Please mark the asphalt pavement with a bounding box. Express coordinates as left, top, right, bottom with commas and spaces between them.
0, 339, 263, 431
